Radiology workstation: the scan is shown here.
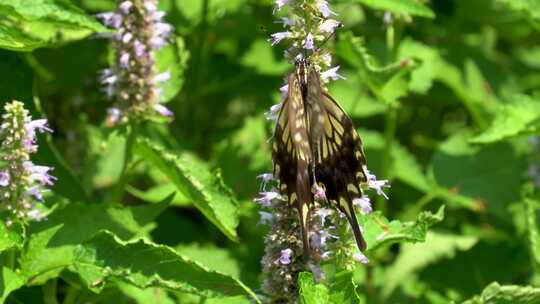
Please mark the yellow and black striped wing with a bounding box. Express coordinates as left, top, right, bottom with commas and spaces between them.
272, 73, 313, 255
307, 73, 369, 251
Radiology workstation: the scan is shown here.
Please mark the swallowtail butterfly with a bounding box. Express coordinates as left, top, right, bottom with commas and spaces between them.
272, 59, 370, 256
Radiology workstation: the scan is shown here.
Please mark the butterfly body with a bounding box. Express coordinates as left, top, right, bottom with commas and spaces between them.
273, 60, 370, 256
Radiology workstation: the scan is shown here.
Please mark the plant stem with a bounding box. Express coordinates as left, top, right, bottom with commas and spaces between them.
43, 279, 58, 304
4, 249, 15, 269
378, 105, 397, 214
111, 122, 138, 204
62, 286, 80, 304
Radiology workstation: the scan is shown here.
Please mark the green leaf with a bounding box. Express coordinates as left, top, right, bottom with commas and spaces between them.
362, 205, 445, 253
298, 272, 329, 304
391, 143, 431, 193
115, 282, 176, 304
497, 0, 540, 20
175, 243, 241, 278
463, 282, 540, 304
471, 95, 540, 143
135, 138, 240, 241
0, 0, 108, 51
383, 232, 478, 298
155, 37, 189, 103
0, 21, 45, 51
126, 184, 190, 207
328, 271, 361, 304
19, 198, 171, 285
72, 231, 260, 301
432, 133, 525, 219
241, 39, 289, 76
0, 0, 107, 32
85, 127, 126, 189
0, 220, 23, 253
355, 0, 435, 18
0, 267, 25, 304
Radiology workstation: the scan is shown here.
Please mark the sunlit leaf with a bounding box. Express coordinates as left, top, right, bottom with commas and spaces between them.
73, 231, 260, 301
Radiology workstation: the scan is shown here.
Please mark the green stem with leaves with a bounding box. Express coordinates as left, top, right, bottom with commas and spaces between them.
110, 122, 138, 204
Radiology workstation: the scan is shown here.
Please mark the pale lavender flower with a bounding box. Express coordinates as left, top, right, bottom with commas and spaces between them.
278, 17, 296, 27
255, 189, 282, 207
353, 196, 372, 215
119, 53, 130, 69
270, 31, 292, 46
154, 71, 171, 83
27, 209, 45, 221
0, 171, 9, 187
312, 183, 326, 202
257, 173, 274, 190
316, 0, 335, 17
353, 252, 369, 265
134, 40, 146, 57
321, 66, 346, 81
274, 0, 292, 12
26, 119, 53, 137
265, 102, 283, 121
24, 162, 57, 186
278, 248, 293, 265
363, 165, 390, 199
304, 33, 315, 50
119, 1, 133, 13
26, 186, 43, 201
154, 104, 174, 117
259, 211, 273, 225
319, 19, 341, 33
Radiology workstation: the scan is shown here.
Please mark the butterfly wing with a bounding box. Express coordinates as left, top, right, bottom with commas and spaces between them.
306, 70, 369, 251
272, 73, 313, 255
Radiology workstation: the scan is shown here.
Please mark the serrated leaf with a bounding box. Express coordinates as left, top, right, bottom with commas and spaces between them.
328, 271, 361, 304
0, 0, 108, 51
135, 139, 239, 241
355, 0, 435, 18
0, 267, 25, 304
115, 282, 176, 304
19, 198, 171, 285
298, 272, 329, 304
361, 205, 445, 253
383, 232, 478, 298
0, 0, 107, 32
463, 282, 540, 304
471, 95, 540, 143
175, 244, 241, 278
73, 231, 259, 302
0, 220, 23, 253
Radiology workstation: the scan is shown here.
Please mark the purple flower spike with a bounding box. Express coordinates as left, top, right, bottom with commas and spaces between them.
353, 252, 369, 265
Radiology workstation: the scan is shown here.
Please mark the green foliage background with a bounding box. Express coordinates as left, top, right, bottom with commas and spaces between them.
2, 0, 540, 303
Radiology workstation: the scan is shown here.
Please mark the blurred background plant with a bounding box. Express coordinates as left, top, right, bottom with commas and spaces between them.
1, 0, 540, 303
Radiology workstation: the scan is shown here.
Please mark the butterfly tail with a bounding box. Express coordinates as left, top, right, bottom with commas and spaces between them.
296, 162, 312, 256
338, 198, 367, 252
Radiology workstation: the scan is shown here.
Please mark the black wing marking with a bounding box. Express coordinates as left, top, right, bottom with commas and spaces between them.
312, 90, 369, 252
272, 73, 313, 256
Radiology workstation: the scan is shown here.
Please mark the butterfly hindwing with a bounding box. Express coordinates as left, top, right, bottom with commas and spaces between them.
273, 73, 313, 255
307, 69, 369, 251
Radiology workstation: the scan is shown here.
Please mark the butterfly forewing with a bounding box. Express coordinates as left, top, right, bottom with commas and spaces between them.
273, 73, 313, 255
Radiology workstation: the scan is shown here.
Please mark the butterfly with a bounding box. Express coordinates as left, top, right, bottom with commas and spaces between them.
272, 59, 370, 256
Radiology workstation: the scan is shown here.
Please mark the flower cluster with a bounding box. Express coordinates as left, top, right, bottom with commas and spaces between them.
98, 0, 173, 125
256, 176, 307, 303
0, 101, 55, 225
